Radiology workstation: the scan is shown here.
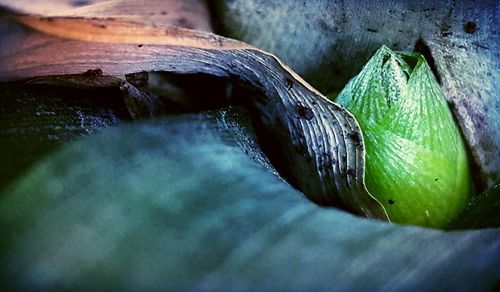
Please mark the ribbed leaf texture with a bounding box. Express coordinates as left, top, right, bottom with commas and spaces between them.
335, 46, 473, 228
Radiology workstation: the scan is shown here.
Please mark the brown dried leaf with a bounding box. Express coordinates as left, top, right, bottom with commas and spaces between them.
0, 0, 212, 31
0, 12, 388, 220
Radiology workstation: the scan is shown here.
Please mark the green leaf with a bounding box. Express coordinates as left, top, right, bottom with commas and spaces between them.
1, 109, 499, 290
334, 46, 473, 228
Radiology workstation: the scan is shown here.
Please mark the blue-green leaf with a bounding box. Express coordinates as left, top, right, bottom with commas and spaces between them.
0, 110, 499, 290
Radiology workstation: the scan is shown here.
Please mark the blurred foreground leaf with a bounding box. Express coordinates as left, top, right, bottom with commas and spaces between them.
1, 109, 499, 290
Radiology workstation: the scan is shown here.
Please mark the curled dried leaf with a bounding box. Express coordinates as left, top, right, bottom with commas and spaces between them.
0, 12, 389, 219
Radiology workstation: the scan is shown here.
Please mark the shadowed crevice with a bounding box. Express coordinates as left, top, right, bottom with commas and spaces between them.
414, 38, 441, 84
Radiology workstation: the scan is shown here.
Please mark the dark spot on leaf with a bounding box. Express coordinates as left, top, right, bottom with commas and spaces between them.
435, 178, 439, 181
388, 199, 395, 205
443, 54, 455, 62
176, 17, 194, 29
72, 0, 92, 6
347, 132, 362, 147
93, 23, 107, 29
83, 68, 103, 77
339, 12, 347, 25
463, 21, 477, 34
366, 28, 378, 33
125, 72, 149, 87
317, 19, 330, 31
297, 105, 314, 120
441, 28, 453, 37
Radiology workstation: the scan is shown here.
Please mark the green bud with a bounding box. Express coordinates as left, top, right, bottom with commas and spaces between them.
333, 45, 473, 228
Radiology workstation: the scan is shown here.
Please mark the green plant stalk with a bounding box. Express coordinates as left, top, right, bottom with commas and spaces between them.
332, 46, 473, 228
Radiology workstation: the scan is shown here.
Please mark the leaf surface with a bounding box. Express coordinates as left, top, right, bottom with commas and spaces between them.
0, 111, 499, 290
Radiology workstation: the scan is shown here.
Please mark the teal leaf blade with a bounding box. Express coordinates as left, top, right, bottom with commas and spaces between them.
0, 109, 499, 290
